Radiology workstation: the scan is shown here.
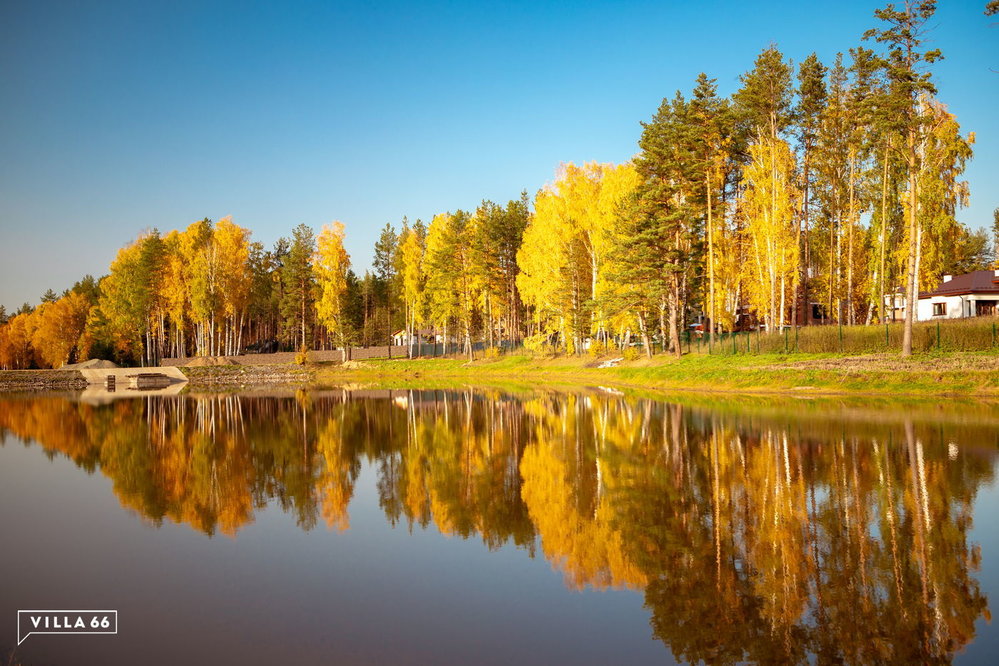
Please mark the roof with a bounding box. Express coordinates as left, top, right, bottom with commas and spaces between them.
919, 270, 999, 299
393, 328, 437, 336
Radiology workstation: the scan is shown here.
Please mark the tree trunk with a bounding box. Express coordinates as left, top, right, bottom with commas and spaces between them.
637, 311, 653, 359
300, 289, 307, 350
901, 132, 918, 357
848, 150, 856, 325
706, 171, 716, 345
879, 140, 890, 324
487, 293, 494, 350
237, 312, 244, 355
779, 275, 786, 333
912, 222, 923, 322
800, 142, 811, 326
668, 278, 681, 358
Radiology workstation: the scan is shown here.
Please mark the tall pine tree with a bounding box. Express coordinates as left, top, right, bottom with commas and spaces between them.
280, 224, 316, 350
864, 0, 942, 355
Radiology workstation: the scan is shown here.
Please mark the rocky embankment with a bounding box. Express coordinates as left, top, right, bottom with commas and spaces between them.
179, 364, 313, 388
0, 370, 88, 391
0, 362, 314, 393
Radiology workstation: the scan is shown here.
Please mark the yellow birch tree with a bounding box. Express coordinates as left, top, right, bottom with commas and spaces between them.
214, 216, 252, 355
741, 138, 799, 332
400, 225, 425, 356
314, 221, 352, 349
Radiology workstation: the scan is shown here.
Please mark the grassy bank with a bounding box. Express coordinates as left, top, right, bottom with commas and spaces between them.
305, 351, 999, 396
2, 350, 997, 396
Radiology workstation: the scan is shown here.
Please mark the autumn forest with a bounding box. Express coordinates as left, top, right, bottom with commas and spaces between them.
0, 0, 994, 369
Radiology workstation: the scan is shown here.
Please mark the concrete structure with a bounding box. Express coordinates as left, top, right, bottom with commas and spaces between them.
78, 366, 188, 387
916, 270, 999, 321
79, 382, 186, 404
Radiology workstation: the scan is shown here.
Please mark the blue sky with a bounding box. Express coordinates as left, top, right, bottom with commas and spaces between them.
1, 0, 996, 311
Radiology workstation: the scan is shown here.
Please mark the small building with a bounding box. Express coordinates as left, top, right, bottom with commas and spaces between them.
882, 288, 907, 322
391, 328, 446, 346
917, 270, 999, 321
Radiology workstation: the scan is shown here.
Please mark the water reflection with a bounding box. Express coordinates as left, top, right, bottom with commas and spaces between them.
0, 389, 995, 663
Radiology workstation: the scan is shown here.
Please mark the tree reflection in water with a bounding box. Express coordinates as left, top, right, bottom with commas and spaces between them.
0, 390, 993, 663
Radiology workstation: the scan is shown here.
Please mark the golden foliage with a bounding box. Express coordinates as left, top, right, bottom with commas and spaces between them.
314, 221, 352, 346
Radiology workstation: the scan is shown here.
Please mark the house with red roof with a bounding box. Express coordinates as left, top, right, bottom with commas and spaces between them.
916, 270, 999, 321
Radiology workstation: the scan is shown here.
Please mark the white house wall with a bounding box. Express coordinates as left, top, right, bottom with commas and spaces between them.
917, 295, 973, 321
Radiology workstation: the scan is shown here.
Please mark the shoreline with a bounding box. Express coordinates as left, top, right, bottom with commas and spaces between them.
304, 352, 999, 399
2, 351, 998, 397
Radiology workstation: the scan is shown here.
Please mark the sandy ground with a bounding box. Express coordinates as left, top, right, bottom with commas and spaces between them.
62, 359, 120, 369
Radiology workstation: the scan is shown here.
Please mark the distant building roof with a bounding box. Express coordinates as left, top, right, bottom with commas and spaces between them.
393, 328, 437, 337
919, 270, 999, 299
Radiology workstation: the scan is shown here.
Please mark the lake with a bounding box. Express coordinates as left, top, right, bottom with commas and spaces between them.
1, 388, 998, 665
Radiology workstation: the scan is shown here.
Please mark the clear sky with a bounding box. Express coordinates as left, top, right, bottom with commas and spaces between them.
1, 0, 996, 312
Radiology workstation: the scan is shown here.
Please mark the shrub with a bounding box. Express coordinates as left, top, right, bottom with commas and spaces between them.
484, 346, 501, 359
523, 333, 549, 354
294, 346, 311, 365
587, 339, 608, 357
564, 336, 576, 356
623, 346, 641, 361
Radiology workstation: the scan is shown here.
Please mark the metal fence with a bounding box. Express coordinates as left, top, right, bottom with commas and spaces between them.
634, 319, 999, 356
160, 319, 999, 366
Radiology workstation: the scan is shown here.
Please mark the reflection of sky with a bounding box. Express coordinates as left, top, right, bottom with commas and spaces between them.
962, 477, 999, 664
0, 444, 666, 665
4, 391, 999, 666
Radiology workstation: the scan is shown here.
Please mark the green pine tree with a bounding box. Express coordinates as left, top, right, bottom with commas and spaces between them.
864, 0, 942, 355
795, 53, 827, 325
280, 224, 316, 350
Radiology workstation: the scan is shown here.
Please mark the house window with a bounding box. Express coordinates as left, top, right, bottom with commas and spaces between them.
932, 302, 946, 316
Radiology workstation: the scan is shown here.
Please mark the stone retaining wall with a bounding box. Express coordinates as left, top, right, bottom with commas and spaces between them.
161, 342, 506, 367
162, 345, 415, 366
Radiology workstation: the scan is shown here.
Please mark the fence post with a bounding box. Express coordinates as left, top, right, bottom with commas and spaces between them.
885, 322, 889, 348
784, 327, 788, 353
994, 322, 997, 348
733, 332, 737, 355
795, 325, 799, 353
936, 321, 941, 350
838, 322, 843, 353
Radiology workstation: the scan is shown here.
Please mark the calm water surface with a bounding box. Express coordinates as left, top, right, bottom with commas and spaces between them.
1, 388, 998, 665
